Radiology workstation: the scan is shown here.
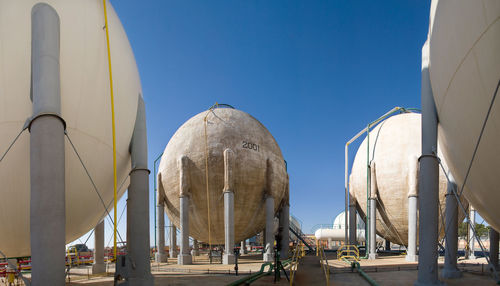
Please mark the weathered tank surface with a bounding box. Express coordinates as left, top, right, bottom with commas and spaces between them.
349, 113, 466, 245
158, 107, 288, 244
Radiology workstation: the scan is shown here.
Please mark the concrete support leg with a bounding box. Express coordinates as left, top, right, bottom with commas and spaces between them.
489, 228, 499, 271
368, 162, 377, 260
469, 208, 477, 259
30, 4, 65, 285
241, 240, 248, 255
442, 174, 461, 279
155, 202, 167, 262
92, 220, 106, 274
193, 240, 200, 256
328, 238, 333, 250
169, 225, 177, 258
385, 240, 391, 251
349, 199, 357, 246
264, 196, 275, 262
368, 198, 377, 260
178, 196, 192, 265
127, 96, 153, 284
223, 191, 235, 264
279, 204, 290, 259
406, 196, 418, 262
222, 149, 236, 264
416, 41, 441, 286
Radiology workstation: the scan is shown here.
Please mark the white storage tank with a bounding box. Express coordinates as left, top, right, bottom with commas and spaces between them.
0, 0, 141, 257
428, 0, 500, 231
349, 113, 466, 245
158, 107, 288, 244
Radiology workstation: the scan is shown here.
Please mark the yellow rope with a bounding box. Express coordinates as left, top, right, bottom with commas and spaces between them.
102, 0, 118, 260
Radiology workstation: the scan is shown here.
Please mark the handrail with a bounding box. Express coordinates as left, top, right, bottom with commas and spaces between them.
289, 242, 303, 285
318, 245, 330, 285
337, 245, 359, 261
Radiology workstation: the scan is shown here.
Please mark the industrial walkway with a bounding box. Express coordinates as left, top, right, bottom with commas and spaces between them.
293, 254, 331, 285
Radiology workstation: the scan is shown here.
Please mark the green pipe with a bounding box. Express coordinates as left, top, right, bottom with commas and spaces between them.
342, 258, 379, 286
227, 259, 292, 286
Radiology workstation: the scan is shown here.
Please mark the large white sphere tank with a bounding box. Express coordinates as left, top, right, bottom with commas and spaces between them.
349, 113, 466, 245
0, 0, 141, 256
158, 107, 288, 244
428, 1, 500, 230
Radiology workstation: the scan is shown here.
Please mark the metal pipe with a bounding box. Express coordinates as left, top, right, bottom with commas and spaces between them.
127, 95, 154, 284
30, 4, 65, 285
153, 153, 163, 255
416, 40, 440, 285
442, 173, 461, 278
368, 162, 377, 260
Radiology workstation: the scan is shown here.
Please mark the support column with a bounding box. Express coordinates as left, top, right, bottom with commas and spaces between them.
368, 162, 377, 260
169, 225, 177, 258
279, 204, 290, 259
30, 4, 65, 285
178, 196, 192, 264
407, 156, 418, 262
349, 196, 357, 246
178, 156, 192, 265
490, 228, 499, 271
92, 220, 106, 274
328, 238, 333, 250
469, 207, 477, 259
385, 240, 391, 251
222, 149, 236, 265
442, 174, 461, 278
264, 195, 275, 262
155, 176, 167, 262
127, 95, 153, 284
193, 240, 200, 256
416, 40, 441, 286
241, 241, 248, 255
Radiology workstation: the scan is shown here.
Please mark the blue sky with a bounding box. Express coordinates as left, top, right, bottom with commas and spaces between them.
73, 0, 434, 248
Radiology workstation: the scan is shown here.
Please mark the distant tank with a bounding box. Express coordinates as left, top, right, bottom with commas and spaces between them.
0, 0, 140, 257
428, 0, 500, 230
158, 107, 288, 244
349, 113, 466, 245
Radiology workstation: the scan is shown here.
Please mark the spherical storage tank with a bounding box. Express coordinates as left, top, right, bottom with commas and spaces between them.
428, 1, 500, 231
158, 107, 288, 244
349, 113, 466, 245
0, 0, 141, 256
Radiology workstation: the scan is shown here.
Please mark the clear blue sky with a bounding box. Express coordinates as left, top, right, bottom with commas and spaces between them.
73, 0, 434, 248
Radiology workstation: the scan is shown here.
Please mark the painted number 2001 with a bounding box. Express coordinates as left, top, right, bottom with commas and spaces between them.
242, 141, 260, 152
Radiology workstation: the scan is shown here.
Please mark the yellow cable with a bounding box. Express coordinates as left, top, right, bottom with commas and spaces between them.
102, 0, 118, 260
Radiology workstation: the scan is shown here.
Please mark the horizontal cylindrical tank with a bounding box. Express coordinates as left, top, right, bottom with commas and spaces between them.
349, 113, 466, 245
428, 0, 500, 231
0, 0, 141, 257
158, 107, 288, 244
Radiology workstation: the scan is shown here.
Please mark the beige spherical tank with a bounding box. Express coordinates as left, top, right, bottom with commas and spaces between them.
158, 107, 288, 244
0, 0, 140, 256
428, 0, 500, 230
349, 113, 466, 245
